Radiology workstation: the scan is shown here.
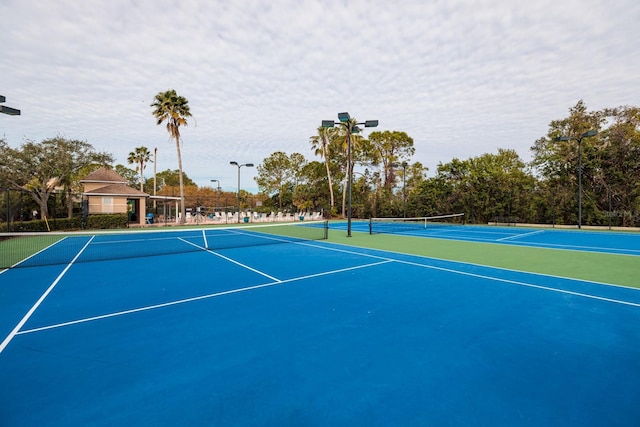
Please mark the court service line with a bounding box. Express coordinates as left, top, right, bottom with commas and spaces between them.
395, 258, 640, 308
178, 238, 280, 281
206, 250, 281, 282
0, 236, 95, 354
16, 260, 393, 336
497, 230, 545, 241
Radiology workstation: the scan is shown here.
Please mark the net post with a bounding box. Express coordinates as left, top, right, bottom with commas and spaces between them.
323, 220, 329, 239
369, 217, 373, 234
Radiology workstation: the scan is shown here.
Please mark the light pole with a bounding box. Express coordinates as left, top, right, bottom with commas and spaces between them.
210, 179, 221, 214
555, 130, 598, 229
230, 162, 254, 223
322, 112, 378, 237
153, 147, 157, 211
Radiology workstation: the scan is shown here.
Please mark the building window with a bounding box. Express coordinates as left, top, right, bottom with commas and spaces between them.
102, 197, 113, 213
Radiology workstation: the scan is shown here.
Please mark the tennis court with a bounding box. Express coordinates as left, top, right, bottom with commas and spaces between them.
1, 222, 639, 426
355, 216, 640, 256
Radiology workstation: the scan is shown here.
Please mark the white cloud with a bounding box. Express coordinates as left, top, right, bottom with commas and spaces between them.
1, 0, 639, 191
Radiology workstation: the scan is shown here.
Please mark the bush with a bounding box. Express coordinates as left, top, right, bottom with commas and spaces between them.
1, 214, 128, 232
85, 214, 129, 229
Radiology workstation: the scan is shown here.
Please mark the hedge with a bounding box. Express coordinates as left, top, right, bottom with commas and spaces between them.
2, 214, 129, 232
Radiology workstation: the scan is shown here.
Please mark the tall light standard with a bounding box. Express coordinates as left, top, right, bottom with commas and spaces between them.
230, 162, 254, 223
322, 112, 378, 237
153, 147, 157, 211
555, 130, 598, 229
210, 179, 221, 214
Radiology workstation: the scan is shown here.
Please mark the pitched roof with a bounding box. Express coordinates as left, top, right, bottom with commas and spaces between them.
84, 183, 149, 197
81, 167, 128, 184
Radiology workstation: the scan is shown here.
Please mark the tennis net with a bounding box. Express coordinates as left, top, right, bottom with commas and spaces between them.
369, 213, 465, 235
0, 221, 329, 269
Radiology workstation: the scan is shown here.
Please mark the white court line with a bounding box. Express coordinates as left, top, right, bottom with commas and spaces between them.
497, 230, 545, 241
506, 240, 640, 255
0, 236, 95, 354
16, 259, 393, 336
205, 251, 281, 282
178, 237, 281, 281
395, 258, 640, 308
299, 240, 640, 305
202, 229, 208, 249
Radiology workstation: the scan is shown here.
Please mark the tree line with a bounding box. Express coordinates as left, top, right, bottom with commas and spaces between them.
255, 101, 640, 227
2, 99, 639, 228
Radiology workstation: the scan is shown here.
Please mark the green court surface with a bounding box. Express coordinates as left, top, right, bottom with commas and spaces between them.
328, 223, 639, 288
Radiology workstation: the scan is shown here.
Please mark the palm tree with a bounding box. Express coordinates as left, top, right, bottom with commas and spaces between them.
337, 118, 365, 218
150, 89, 192, 224
310, 126, 337, 213
127, 146, 151, 191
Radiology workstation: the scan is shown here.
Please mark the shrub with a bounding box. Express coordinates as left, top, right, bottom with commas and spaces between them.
85, 214, 129, 229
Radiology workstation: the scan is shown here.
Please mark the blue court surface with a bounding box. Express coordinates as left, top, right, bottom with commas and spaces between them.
1, 226, 640, 426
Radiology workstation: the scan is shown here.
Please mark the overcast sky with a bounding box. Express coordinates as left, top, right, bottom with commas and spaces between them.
2, 0, 639, 192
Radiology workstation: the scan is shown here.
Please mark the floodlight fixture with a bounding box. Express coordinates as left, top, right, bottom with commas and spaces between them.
211, 179, 221, 210
581, 130, 598, 138
319, 111, 379, 237
338, 112, 351, 122
0, 106, 21, 116
0, 95, 21, 116
230, 162, 254, 222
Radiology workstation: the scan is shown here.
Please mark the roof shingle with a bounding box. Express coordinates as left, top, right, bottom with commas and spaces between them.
81, 167, 128, 184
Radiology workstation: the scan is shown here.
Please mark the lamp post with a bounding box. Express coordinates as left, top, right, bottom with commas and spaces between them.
210, 179, 221, 214
555, 130, 598, 229
230, 162, 254, 223
322, 112, 378, 237
153, 147, 157, 211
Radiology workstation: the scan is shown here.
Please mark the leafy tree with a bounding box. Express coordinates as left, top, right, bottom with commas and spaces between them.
596, 106, 640, 226
0, 137, 112, 218
531, 100, 609, 225
151, 89, 192, 224
332, 117, 369, 218
255, 152, 307, 209
422, 149, 533, 223
310, 126, 340, 211
114, 164, 139, 188
155, 169, 196, 188
127, 146, 152, 191
368, 130, 415, 189
292, 161, 331, 212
